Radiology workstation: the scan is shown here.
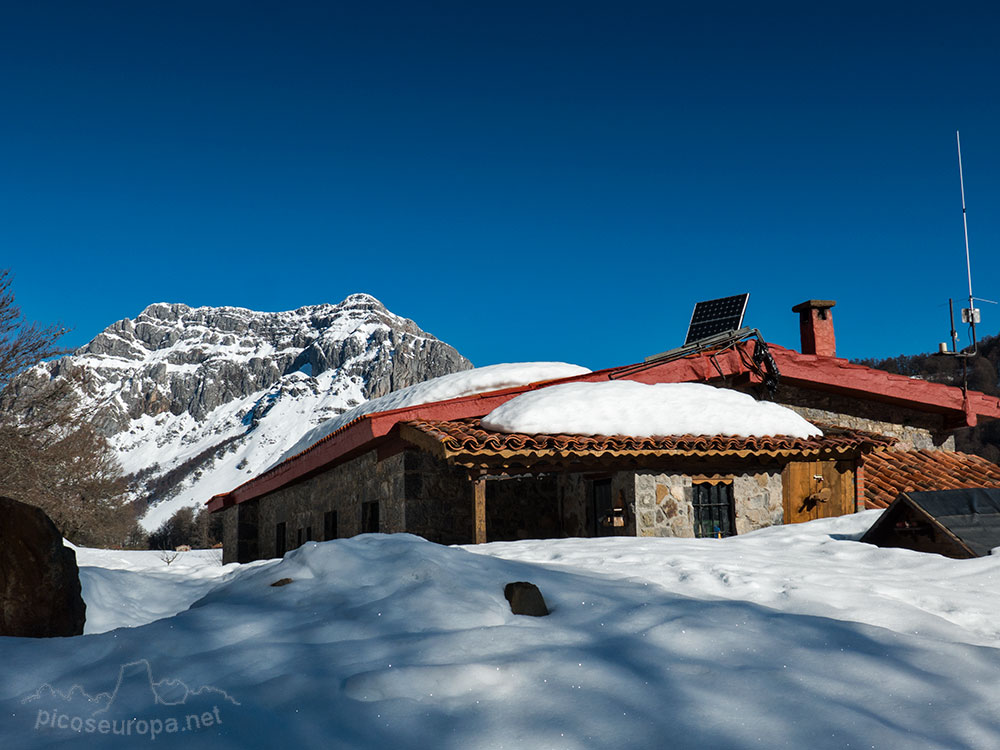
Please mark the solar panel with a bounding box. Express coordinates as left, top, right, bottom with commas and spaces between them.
684, 294, 750, 345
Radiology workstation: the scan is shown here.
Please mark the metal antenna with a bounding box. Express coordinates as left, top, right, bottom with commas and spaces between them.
957, 130, 973, 306
937, 133, 992, 365
954, 131, 994, 359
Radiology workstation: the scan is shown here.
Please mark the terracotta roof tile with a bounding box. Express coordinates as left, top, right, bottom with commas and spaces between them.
401, 418, 890, 464
864, 450, 1000, 508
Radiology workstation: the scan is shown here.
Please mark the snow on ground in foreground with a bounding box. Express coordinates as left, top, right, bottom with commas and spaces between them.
71, 546, 248, 634
481, 381, 822, 438
275, 361, 591, 466
5, 515, 1000, 749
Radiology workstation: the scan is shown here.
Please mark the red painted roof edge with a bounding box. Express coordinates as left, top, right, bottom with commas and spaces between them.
766, 345, 1000, 422
207, 344, 1000, 512
618, 343, 1000, 421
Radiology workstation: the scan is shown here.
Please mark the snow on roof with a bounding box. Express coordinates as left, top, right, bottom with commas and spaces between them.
275, 361, 591, 464
481, 381, 822, 439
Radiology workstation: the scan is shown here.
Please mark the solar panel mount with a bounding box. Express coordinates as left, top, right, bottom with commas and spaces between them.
684, 293, 750, 346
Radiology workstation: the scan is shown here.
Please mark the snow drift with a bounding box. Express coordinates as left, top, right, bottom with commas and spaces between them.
6, 516, 1000, 749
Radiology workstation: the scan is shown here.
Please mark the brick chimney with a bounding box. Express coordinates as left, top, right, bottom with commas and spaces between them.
792, 300, 836, 357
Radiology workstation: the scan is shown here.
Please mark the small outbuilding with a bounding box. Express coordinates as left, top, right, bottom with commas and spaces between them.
860, 488, 1000, 559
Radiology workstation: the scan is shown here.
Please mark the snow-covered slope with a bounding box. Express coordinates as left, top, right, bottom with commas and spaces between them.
7, 516, 1000, 749
22, 294, 471, 530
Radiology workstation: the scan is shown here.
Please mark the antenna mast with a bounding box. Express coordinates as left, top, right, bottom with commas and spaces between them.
956, 130, 979, 349
937, 132, 994, 374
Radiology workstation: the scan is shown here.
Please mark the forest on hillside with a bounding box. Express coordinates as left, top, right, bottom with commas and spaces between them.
853, 333, 1000, 463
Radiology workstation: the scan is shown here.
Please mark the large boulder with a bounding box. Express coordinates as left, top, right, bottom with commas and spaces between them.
0, 497, 86, 637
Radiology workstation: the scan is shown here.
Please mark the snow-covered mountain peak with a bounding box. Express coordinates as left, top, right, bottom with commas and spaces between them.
138, 301, 194, 321
335, 292, 385, 309
76, 295, 425, 364
21, 295, 472, 531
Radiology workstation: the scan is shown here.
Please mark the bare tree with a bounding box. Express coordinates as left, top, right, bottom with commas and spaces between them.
157, 549, 180, 566
0, 270, 141, 547
0, 270, 66, 391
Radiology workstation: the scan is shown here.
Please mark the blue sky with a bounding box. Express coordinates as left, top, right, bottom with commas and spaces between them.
3, 1, 999, 370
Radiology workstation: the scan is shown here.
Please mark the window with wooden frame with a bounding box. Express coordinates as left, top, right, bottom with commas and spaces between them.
692, 481, 736, 539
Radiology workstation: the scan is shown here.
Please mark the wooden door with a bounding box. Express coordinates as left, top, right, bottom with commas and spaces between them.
782, 460, 855, 524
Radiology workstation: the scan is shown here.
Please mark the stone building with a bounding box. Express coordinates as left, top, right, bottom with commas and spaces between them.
214, 416, 888, 563
209, 299, 1000, 563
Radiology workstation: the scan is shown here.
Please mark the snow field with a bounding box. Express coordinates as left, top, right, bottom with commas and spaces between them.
4, 516, 1000, 748
72, 546, 243, 634
128, 365, 369, 531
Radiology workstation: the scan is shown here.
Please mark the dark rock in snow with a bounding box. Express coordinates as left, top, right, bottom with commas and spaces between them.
0, 496, 86, 637
504, 581, 549, 616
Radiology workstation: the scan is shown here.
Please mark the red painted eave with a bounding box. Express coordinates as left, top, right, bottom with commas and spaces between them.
766, 345, 1000, 423
612, 343, 1000, 422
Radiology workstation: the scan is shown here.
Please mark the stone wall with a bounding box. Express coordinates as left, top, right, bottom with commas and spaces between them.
635, 472, 693, 537
765, 383, 956, 451
221, 505, 239, 564
221, 500, 262, 564
732, 472, 784, 533
240, 449, 408, 561
403, 450, 475, 545
550, 473, 639, 537
556, 474, 590, 537
608, 471, 638, 536
486, 475, 560, 541
236, 500, 260, 563
227, 447, 576, 561
219, 447, 793, 562
632, 468, 783, 538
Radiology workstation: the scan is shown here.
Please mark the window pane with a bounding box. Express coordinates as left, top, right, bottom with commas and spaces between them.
324, 511, 338, 541
275, 522, 286, 557
362, 502, 379, 533
692, 483, 735, 538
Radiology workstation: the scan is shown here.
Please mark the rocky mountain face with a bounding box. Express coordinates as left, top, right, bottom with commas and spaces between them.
27, 294, 472, 530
